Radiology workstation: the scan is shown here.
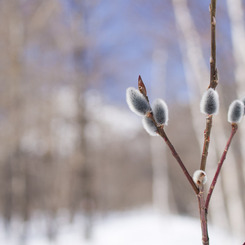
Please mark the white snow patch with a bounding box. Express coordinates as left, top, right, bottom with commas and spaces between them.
0, 209, 243, 245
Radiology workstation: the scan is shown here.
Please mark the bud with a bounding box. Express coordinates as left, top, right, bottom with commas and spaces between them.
193, 170, 207, 186
152, 99, 169, 125
138, 75, 147, 98
200, 88, 219, 115
142, 117, 158, 136
227, 100, 244, 124
126, 87, 151, 116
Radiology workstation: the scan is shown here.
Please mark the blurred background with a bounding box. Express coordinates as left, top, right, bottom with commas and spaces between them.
0, 0, 245, 244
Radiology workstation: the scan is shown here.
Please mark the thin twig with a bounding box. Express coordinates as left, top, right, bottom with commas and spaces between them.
200, 115, 213, 171
146, 112, 199, 194
205, 123, 238, 210
158, 127, 199, 194
209, 0, 218, 89
139, 75, 199, 195
197, 185, 209, 245
197, 2, 218, 243
200, 0, 218, 171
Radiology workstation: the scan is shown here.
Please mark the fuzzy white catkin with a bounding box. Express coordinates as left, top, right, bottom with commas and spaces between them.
142, 117, 158, 136
193, 170, 207, 186
152, 99, 169, 125
200, 88, 219, 115
126, 87, 151, 116
227, 100, 244, 123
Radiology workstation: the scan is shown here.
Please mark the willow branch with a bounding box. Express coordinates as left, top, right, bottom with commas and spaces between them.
200, 115, 213, 171
205, 123, 238, 210
139, 76, 199, 195
200, 0, 217, 171
209, 0, 218, 89
159, 127, 199, 194
146, 113, 199, 194
197, 185, 209, 245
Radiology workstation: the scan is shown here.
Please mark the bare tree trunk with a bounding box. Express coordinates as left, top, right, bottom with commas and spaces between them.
2, 157, 13, 231
2, 0, 25, 231
68, 2, 94, 237
76, 87, 94, 240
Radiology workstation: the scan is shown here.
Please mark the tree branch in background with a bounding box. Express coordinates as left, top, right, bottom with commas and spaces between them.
205, 123, 238, 210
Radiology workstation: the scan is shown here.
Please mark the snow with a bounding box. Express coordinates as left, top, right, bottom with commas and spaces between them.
0, 209, 243, 245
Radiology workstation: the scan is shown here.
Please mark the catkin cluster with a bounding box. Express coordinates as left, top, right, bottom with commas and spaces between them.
126, 86, 169, 136
127, 80, 245, 138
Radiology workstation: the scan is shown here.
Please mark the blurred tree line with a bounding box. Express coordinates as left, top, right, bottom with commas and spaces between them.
0, 0, 154, 240
0, 0, 244, 241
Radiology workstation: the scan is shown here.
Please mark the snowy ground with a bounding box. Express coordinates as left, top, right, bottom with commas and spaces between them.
0, 209, 243, 245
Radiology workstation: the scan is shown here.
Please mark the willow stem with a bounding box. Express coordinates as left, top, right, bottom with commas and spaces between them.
200, 0, 218, 172
158, 126, 199, 195
205, 123, 238, 210
209, 0, 218, 89
200, 115, 213, 171
146, 112, 199, 194
198, 185, 209, 245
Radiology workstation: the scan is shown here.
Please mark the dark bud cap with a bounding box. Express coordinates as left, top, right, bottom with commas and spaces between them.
126, 87, 151, 116
152, 99, 169, 125
228, 100, 244, 124
200, 88, 219, 115
142, 117, 158, 136
138, 75, 147, 98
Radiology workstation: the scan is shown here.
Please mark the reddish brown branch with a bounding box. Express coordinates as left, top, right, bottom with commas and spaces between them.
156, 124, 199, 195
200, 0, 218, 172
209, 0, 218, 89
205, 123, 238, 210
145, 112, 199, 194
200, 115, 213, 171
197, 185, 209, 245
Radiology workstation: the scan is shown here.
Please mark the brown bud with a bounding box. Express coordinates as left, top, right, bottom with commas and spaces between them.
138, 75, 147, 98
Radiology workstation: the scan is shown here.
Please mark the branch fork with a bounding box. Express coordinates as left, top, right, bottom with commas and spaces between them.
127, 0, 241, 244
141, 1, 238, 244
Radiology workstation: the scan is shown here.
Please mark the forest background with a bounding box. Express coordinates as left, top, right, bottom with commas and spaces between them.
0, 0, 245, 243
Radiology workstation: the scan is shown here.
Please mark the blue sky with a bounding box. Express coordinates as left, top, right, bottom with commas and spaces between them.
59, 0, 236, 106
